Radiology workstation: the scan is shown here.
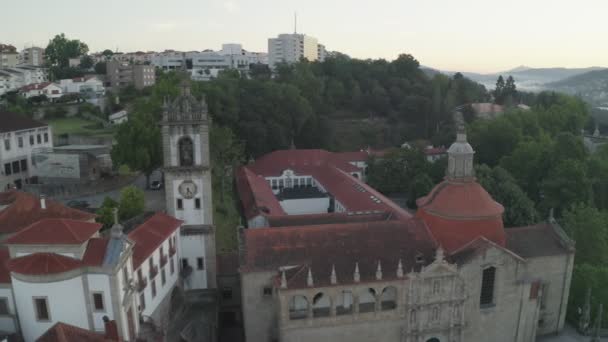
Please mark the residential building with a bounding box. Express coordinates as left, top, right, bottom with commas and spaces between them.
161, 79, 216, 290
58, 76, 105, 97
268, 33, 323, 68
19, 82, 63, 101
0, 67, 47, 96
0, 190, 184, 342
317, 44, 327, 62
0, 112, 53, 190
108, 110, 128, 125
106, 60, 155, 90
19, 47, 45, 66
236, 129, 575, 342
0, 52, 18, 68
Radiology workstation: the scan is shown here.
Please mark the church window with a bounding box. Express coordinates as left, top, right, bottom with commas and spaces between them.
34, 297, 50, 321
195, 198, 201, 209
432, 306, 439, 321
409, 309, 416, 325
433, 280, 440, 294
178, 137, 194, 167
480, 266, 496, 307
177, 199, 183, 210
197, 257, 205, 270
92, 292, 105, 311
263, 287, 273, 296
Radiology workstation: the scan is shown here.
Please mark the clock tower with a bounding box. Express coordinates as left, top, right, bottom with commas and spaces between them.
161, 79, 216, 289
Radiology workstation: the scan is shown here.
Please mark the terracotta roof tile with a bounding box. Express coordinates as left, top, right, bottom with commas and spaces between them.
7, 253, 82, 276
242, 219, 438, 288
506, 222, 574, 258
37, 322, 115, 342
236, 167, 286, 220
4, 218, 102, 245
82, 238, 110, 267
0, 112, 47, 133
0, 190, 96, 234
128, 213, 182, 268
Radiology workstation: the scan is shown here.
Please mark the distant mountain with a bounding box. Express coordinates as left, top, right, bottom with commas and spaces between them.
425, 66, 606, 92
546, 69, 608, 106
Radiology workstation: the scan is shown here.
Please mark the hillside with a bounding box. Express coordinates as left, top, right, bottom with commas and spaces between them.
546, 69, 608, 106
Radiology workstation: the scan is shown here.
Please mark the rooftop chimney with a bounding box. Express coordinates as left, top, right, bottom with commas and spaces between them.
40, 194, 46, 210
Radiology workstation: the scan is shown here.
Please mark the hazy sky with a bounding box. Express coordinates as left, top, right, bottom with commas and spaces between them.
4, 0, 607, 73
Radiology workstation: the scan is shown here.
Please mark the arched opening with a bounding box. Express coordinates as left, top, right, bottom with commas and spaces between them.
359, 288, 376, 313
380, 286, 397, 310
178, 137, 194, 167
312, 292, 330, 317
289, 295, 308, 320
426, 338, 440, 342
336, 290, 353, 315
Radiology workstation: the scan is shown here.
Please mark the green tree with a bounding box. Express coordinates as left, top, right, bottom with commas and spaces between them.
541, 159, 591, 215
95, 197, 118, 230
562, 204, 608, 266
494, 75, 505, 104
118, 186, 145, 220
94, 61, 107, 75
211, 125, 245, 202
45, 33, 89, 68
102, 49, 114, 60
80, 55, 94, 69
111, 111, 162, 188
408, 174, 434, 208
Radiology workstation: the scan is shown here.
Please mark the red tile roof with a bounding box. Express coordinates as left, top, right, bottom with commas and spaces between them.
247, 149, 360, 176
242, 219, 438, 288
7, 253, 82, 276
19, 82, 54, 92
236, 167, 286, 219
4, 219, 102, 245
416, 179, 506, 253
82, 238, 110, 267
128, 213, 182, 268
506, 222, 574, 258
37, 322, 115, 342
0, 112, 48, 133
423, 147, 447, 155
266, 211, 394, 227
0, 248, 10, 283
0, 190, 96, 235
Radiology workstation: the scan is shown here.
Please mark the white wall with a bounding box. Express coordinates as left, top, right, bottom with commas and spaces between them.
12, 276, 88, 342
87, 274, 113, 332
0, 126, 53, 190
180, 234, 208, 290
279, 198, 330, 215
171, 178, 205, 225
0, 287, 17, 334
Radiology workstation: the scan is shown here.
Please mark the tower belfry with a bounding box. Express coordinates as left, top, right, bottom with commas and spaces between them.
161, 81, 216, 289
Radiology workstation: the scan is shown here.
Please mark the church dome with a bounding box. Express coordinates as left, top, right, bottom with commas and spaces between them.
415, 128, 506, 252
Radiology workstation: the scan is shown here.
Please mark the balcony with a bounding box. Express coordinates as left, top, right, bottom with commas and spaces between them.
160, 254, 168, 267
137, 278, 148, 292
149, 265, 159, 279
169, 245, 177, 257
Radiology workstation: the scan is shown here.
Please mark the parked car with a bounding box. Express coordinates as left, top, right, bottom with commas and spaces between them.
150, 181, 163, 190
66, 200, 90, 209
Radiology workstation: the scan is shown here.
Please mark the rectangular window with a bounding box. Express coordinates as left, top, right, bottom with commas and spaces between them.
170, 257, 175, 275
92, 293, 105, 311
123, 266, 129, 283
44, 133, 49, 143
20, 159, 27, 172
151, 279, 157, 298
263, 287, 273, 296
195, 198, 201, 209
12, 161, 19, 174
138, 269, 143, 282
177, 199, 183, 210
222, 287, 233, 300
197, 257, 204, 270
4, 139, 9, 151
3, 163, 10, 176
480, 267, 496, 306
37, 134, 41, 144
182, 258, 189, 269
139, 293, 146, 311
29, 135, 34, 145
161, 268, 166, 286
0, 298, 9, 315
34, 297, 50, 321
17, 136, 23, 148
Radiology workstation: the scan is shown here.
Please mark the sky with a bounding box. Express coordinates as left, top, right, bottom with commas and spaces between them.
3, 0, 608, 73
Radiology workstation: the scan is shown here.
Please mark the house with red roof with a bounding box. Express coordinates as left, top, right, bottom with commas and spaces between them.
0, 189, 184, 342
18, 82, 63, 101
237, 130, 575, 342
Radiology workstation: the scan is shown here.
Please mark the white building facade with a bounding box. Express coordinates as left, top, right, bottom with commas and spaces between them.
268, 33, 324, 68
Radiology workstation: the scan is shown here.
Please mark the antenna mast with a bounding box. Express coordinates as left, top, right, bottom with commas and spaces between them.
294, 12, 297, 34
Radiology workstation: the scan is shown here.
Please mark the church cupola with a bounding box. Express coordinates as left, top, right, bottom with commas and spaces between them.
446, 126, 475, 181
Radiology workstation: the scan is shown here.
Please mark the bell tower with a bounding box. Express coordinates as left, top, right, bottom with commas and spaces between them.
161, 78, 216, 289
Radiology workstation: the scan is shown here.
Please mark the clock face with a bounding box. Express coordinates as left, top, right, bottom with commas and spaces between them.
178, 180, 198, 199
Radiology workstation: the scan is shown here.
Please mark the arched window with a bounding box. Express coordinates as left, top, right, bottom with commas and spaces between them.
289, 295, 308, 320
431, 306, 440, 321
312, 292, 330, 317
426, 338, 440, 342
380, 286, 397, 310
178, 137, 194, 167
480, 266, 496, 307
359, 288, 376, 313
336, 290, 353, 315
409, 309, 417, 325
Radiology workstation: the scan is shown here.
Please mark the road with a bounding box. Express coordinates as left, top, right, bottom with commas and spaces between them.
62, 170, 166, 212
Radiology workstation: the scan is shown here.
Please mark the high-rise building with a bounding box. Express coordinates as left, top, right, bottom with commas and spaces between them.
106, 60, 155, 90
268, 33, 323, 68
20, 47, 45, 66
